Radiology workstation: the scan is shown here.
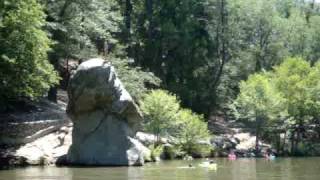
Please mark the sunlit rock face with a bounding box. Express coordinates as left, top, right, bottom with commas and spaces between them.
66, 58, 144, 166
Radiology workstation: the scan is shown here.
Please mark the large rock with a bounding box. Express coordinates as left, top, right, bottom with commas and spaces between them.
66, 58, 144, 166
12, 125, 72, 166
136, 132, 168, 146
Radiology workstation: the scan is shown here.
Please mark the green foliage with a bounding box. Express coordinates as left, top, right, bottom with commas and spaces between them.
233, 57, 320, 153
213, 0, 320, 115
0, 0, 59, 105
123, 0, 219, 114
149, 145, 163, 162
109, 52, 161, 101
233, 73, 285, 122
140, 90, 211, 157
232, 72, 285, 151
43, 0, 122, 61
189, 144, 213, 158
2, 0, 320, 156
140, 90, 180, 139
161, 145, 182, 160
273, 58, 315, 121
176, 109, 211, 155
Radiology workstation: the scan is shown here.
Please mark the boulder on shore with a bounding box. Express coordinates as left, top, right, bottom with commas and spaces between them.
65, 58, 144, 166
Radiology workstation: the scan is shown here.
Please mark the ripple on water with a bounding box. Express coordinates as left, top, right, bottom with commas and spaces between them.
0, 158, 320, 180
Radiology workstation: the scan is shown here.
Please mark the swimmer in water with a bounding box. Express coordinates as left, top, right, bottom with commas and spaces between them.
199, 159, 217, 170
228, 150, 237, 160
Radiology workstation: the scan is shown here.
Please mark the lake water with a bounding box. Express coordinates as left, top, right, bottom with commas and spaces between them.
1, 158, 320, 180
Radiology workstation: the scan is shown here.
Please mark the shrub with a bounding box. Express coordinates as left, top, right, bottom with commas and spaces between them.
176, 109, 211, 156
140, 90, 180, 144
140, 90, 211, 157
149, 145, 164, 161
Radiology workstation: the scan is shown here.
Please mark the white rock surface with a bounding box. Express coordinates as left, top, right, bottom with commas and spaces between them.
15, 125, 72, 165
234, 133, 271, 151
13, 125, 152, 166
136, 132, 168, 146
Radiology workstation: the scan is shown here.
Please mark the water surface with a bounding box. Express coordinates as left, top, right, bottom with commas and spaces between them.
1, 158, 320, 180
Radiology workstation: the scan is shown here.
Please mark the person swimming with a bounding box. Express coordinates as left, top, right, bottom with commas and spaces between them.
199, 159, 217, 170
269, 154, 276, 160
177, 164, 195, 169
228, 151, 237, 160
264, 150, 276, 160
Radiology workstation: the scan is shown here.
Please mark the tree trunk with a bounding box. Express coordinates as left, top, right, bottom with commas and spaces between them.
124, 0, 133, 56
255, 128, 260, 153
282, 131, 287, 154
48, 87, 58, 103
146, 0, 154, 40
255, 118, 261, 153
47, 0, 72, 102
48, 54, 59, 102
291, 126, 297, 155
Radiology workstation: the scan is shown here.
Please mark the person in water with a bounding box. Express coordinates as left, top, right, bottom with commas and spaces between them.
269, 153, 276, 160
266, 152, 276, 160
228, 151, 237, 160
264, 149, 276, 160
198, 159, 217, 170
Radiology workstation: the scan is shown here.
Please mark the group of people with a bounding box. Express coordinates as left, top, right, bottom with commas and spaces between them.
228, 150, 276, 160
186, 150, 276, 170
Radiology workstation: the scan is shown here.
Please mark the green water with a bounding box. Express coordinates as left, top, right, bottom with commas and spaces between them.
1, 158, 320, 180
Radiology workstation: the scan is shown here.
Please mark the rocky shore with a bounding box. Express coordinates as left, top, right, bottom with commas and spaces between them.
0, 59, 274, 169
209, 115, 272, 157
0, 102, 272, 168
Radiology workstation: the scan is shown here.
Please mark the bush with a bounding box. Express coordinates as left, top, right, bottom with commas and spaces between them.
140, 90, 181, 143
140, 90, 212, 157
161, 144, 184, 160
176, 109, 211, 156
149, 145, 164, 161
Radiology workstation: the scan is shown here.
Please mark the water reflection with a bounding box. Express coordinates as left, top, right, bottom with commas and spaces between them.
1, 158, 320, 180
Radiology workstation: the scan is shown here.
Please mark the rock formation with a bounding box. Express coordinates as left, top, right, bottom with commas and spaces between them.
66, 58, 144, 166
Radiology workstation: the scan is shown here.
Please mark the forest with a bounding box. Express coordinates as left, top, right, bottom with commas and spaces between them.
1, 0, 320, 158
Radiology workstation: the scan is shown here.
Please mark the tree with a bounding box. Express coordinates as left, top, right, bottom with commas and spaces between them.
204, 0, 289, 114
0, 0, 59, 110
229, 0, 288, 72
233, 73, 285, 153
124, 0, 220, 115
176, 109, 211, 155
273, 57, 320, 154
109, 52, 161, 101
42, 0, 122, 102
140, 89, 211, 156
140, 90, 180, 144
234, 57, 320, 154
